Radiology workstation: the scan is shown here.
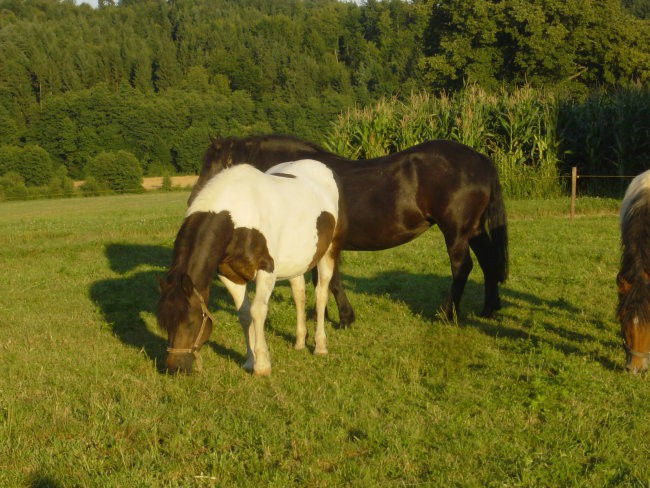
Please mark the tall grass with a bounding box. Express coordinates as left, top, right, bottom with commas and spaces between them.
2, 192, 647, 486
325, 85, 562, 198
558, 85, 650, 195
324, 84, 650, 199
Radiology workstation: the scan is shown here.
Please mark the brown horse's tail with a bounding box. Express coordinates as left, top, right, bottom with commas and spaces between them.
485, 168, 509, 283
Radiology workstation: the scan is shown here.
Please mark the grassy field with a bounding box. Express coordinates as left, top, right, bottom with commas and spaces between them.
0, 192, 647, 487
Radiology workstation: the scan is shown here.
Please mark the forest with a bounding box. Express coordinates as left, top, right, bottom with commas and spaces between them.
0, 0, 648, 198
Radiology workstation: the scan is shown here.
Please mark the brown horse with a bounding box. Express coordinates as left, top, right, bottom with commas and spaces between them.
617, 169, 650, 373
190, 135, 508, 325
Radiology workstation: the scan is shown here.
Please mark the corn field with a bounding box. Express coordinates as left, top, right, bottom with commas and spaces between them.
324, 84, 650, 199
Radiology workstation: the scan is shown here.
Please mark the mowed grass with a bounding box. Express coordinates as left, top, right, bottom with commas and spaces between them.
0, 193, 647, 487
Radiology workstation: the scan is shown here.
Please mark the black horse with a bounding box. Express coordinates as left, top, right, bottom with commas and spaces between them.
189, 135, 508, 325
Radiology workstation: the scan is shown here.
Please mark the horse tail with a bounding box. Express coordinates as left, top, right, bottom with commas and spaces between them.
484, 162, 509, 283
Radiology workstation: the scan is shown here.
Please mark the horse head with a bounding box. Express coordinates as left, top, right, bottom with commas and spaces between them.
188, 136, 241, 205
617, 271, 650, 374
156, 273, 214, 373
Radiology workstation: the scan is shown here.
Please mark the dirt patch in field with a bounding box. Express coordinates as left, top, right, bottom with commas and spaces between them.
141, 175, 198, 190
73, 175, 198, 190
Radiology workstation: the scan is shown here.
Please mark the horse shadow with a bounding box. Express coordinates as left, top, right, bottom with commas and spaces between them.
89, 243, 245, 372
341, 269, 620, 371
91, 244, 620, 372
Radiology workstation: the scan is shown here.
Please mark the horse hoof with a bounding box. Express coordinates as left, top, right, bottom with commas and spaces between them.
253, 367, 271, 377
294, 342, 306, 350
314, 347, 328, 356
480, 308, 497, 318
338, 311, 356, 328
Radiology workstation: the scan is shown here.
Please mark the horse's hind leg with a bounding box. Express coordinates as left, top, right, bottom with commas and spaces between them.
314, 252, 336, 355
331, 262, 355, 327
289, 275, 307, 350
469, 232, 501, 318
442, 235, 473, 321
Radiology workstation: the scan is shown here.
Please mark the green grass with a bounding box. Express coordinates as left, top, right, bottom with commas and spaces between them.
1, 193, 647, 487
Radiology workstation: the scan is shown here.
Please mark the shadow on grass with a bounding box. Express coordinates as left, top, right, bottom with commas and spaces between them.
89, 243, 245, 372
27, 472, 63, 488
342, 269, 620, 372
92, 243, 620, 373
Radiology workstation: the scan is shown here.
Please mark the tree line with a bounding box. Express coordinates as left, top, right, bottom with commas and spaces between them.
0, 0, 648, 199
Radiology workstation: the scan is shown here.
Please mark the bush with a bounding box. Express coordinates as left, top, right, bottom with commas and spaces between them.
20, 145, 54, 186
0, 145, 21, 175
0, 144, 54, 187
161, 172, 173, 192
79, 176, 107, 197
85, 150, 143, 193
0, 172, 28, 201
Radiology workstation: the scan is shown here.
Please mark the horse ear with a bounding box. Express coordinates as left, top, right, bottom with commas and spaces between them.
181, 273, 194, 297
209, 134, 221, 150
617, 273, 632, 295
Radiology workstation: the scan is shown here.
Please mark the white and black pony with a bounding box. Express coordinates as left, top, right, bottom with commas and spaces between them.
617, 169, 650, 373
157, 159, 346, 375
189, 135, 508, 325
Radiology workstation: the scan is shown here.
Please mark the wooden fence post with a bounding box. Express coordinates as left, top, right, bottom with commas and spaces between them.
570, 166, 577, 219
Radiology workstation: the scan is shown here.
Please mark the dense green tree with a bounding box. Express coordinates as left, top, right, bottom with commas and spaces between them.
19, 145, 54, 186
85, 150, 142, 192
0, 0, 647, 194
420, 0, 650, 89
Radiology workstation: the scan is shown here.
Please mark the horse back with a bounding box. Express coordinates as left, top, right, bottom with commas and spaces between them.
189, 161, 341, 280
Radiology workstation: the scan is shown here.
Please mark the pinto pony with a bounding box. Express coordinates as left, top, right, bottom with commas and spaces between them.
157, 160, 346, 375
189, 135, 508, 324
617, 169, 650, 373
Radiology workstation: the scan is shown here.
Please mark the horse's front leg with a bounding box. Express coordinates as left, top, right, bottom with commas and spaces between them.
314, 252, 336, 355
289, 275, 307, 350
250, 270, 276, 376
311, 259, 355, 328
219, 275, 254, 372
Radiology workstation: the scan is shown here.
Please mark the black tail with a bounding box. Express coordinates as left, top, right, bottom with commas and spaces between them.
485, 168, 509, 283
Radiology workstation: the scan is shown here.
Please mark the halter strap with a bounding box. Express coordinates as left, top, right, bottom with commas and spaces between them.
166, 288, 215, 355
623, 341, 650, 359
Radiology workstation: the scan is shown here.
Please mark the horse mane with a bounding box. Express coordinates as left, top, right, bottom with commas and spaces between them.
156, 274, 190, 333
203, 134, 329, 168
156, 212, 227, 333
619, 177, 650, 324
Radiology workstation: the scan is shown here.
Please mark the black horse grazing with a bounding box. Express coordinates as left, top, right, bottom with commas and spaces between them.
617, 169, 650, 373
189, 135, 508, 325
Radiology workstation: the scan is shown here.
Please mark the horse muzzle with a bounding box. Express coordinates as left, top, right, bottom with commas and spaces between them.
165, 350, 203, 374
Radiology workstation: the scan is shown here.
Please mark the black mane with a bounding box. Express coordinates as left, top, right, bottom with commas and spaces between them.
202, 134, 334, 172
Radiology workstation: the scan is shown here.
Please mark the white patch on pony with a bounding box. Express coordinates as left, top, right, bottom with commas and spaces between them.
187, 160, 339, 280
620, 169, 650, 228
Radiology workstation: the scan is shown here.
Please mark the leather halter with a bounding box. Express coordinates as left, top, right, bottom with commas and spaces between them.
623, 341, 650, 360
166, 288, 215, 355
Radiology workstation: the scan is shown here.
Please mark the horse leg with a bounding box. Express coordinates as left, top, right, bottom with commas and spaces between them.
442, 235, 473, 321
330, 262, 355, 328
250, 270, 276, 376
314, 252, 336, 355
289, 275, 307, 350
311, 259, 356, 328
469, 232, 501, 318
219, 276, 254, 372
